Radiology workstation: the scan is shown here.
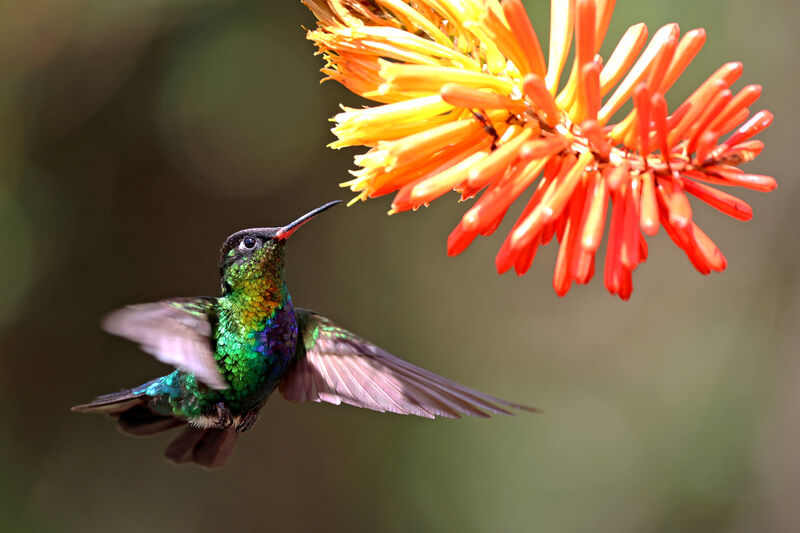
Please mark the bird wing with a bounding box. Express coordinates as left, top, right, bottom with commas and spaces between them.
279, 309, 536, 418
102, 297, 227, 390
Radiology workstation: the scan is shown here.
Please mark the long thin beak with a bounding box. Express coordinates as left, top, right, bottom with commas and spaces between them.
275, 200, 342, 240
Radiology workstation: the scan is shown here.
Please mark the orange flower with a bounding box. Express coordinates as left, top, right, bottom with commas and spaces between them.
303, 0, 775, 299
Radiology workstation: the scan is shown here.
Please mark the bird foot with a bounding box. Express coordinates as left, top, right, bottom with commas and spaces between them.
214, 403, 234, 429
236, 411, 259, 433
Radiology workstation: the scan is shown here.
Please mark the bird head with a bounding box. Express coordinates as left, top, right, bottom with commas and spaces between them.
218, 200, 341, 294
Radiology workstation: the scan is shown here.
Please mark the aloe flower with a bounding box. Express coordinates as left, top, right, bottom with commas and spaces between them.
303, 0, 775, 299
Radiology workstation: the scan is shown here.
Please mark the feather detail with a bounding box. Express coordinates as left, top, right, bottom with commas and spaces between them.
102, 298, 227, 390
164, 427, 239, 469
71, 380, 157, 414
279, 309, 537, 418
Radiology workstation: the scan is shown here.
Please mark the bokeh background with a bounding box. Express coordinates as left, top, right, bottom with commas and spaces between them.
1, 0, 798, 531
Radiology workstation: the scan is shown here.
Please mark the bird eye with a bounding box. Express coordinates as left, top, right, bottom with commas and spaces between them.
239, 236, 259, 251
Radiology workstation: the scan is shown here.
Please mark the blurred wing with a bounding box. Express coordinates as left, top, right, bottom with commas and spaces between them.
279, 309, 536, 419
102, 297, 227, 390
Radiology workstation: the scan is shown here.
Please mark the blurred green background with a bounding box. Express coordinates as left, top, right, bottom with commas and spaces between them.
0, 0, 798, 531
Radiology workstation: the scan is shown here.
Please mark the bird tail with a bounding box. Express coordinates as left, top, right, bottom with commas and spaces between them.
164, 426, 239, 469
73, 381, 185, 437
73, 381, 238, 468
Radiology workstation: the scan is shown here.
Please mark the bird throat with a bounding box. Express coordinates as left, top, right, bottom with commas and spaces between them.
215, 255, 298, 407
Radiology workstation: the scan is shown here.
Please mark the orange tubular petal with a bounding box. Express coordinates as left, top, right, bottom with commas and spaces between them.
694, 130, 718, 164
669, 80, 727, 147
686, 86, 732, 155
606, 159, 630, 192
409, 146, 491, 206
391, 175, 429, 213
633, 83, 651, 155
715, 108, 750, 137
546, 0, 577, 94
665, 100, 691, 132
480, 207, 509, 236
593, 0, 616, 50
645, 30, 678, 94
723, 139, 764, 163
514, 240, 540, 275
523, 74, 559, 125
447, 222, 479, 256
661, 180, 692, 230
599, 23, 648, 96
570, 173, 597, 271
650, 93, 670, 159
480, 7, 532, 76
502, 0, 547, 77
639, 233, 649, 261
690, 223, 727, 272
496, 172, 557, 273
581, 119, 611, 158
640, 171, 659, 235
575, 0, 597, 68
440, 84, 526, 111
553, 182, 587, 296
540, 152, 594, 223
380, 63, 516, 95
463, 157, 549, 233
618, 269, 633, 300
659, 28, 706, 93
686, 168, 777, 192
520, 135, 571, 160
668, 62, 743, 146
380, 117, 483, 170
620, 182, 641, 270
509, 153, 579, 252
573, 250, 595, 284
707, 85, 761, 133
656, 189, 709, 274
720, 110, 773, 150
465, 125, 536, 190
619, 115, 638, 150
580, 171, 609, 252
598, 23, 679, 125
495, 240, 517, 274
681, 177, 753, 220
604, 189, 626, 295
580, 62, 602, 121
373, 125, 494, 197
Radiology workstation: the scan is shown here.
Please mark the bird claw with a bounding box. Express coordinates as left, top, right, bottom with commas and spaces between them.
236, 411, 259, 433
215, 403, 234, 429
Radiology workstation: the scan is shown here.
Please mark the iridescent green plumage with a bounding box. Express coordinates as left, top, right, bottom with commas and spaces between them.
73, 202, 535, 469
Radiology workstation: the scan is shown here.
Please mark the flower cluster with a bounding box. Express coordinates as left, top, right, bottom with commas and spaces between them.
303, 0, 775, 299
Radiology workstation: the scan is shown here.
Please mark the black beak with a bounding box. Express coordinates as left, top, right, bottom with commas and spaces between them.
275, 200, 342, 240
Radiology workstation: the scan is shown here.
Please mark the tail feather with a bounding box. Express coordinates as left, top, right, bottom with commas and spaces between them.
165, 426, 239, 469
116, 405, 185, 436
164, 426, 205, 464
75, 381, 239, 468
73, 380, 185, 437
71, 379, 160, 414
71, 389, 144, 415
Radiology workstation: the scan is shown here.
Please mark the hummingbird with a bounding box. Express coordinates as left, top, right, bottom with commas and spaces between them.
73, 201, 534, 468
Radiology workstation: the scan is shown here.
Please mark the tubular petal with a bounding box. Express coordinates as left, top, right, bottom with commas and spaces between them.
640, 172, 659, 235
682, 177, 753, 220
502, 0, 547, 77
599, 24, 680, 125
599, 23, 648, 96
546, 0, 577, 94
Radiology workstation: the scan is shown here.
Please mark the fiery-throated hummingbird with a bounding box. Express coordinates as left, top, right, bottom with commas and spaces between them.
73, 201, 534, 468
